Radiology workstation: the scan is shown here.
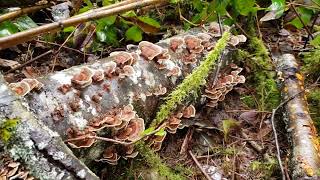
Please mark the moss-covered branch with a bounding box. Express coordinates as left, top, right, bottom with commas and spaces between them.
151, 31, 231, 127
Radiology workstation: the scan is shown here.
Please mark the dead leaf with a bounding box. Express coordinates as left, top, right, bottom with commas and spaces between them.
0, 58, 20, 69
239, 111, 258, 123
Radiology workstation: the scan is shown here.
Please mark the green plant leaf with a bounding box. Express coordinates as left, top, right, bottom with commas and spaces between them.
13, 15, 38, 31
137, 16, 161, 28
310, 35, 320, 47
289, 7, 313, 29
102, 0, 114, 6
79, 6, 91, 14
191, 7, 208, 24
222, 119, 240, 140
0, 21, 18, 37
84, 0, 93, 8
208, 0, 230, 15
234, 0, 256, 16
96, 26, 118, 45
122, 11, 137, 18
96, 16, 117, 26
63, 26, 76, 33
125, 25, 143, 42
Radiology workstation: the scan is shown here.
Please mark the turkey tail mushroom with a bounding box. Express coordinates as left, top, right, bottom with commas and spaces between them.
274, 54, 320, 179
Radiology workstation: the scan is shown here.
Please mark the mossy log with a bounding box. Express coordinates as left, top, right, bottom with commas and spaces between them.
275, 54, 320, 179
1, 26, 238, 178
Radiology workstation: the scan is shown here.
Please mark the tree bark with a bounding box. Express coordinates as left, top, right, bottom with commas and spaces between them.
0, 76, 99, 180
275, 54, 320, 179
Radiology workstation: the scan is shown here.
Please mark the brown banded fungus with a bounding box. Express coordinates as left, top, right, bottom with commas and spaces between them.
71, 67, 94, 89
92, 69, 105, 82
66, 128, 96, 148
204, 65, 246, 108
153, 84, 167, 96
9, 81, 31, 96
109, 51, 134, 66
148, 133, 167, 151
21, 78, 43, 90
119, 65, 135, 78
58, 84, 72, 94
138, 41, 163, 61
169, 37, 184, 52
184, 35, 204, 54
0, 159, 34, 180
182, 105, 196, 118
115, 118, 145, 142
99, 146, 119, 165
103, 61, 117, 78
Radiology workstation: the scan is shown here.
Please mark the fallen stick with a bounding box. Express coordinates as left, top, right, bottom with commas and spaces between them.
0, 3, 51, 23
0, 0, 166, 50
274, 53, 320, 179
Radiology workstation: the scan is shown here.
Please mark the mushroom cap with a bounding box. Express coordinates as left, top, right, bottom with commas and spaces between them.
169, 37, 184, 52
138, 41, 163, 61
103, 61, 117, 76
71, 67, 94, 89
67, 128, 96, 148
9, 81, 31, 96
236, 35, 247, 43
153, 85, 167, 96
167, 66, 181, 77
184, 35, 204, 54
21, 78, 43, 90
92, 69, 105, 82
182, 105, 196, 118
58, 84, 72, 94
182, 53, 197, 65
119, 104, 136, 122
228, 35, 240, 46
119, 65, 135, 78
110, 51, 134, 65
101, 146, 119, 165
115, 118, 145, 142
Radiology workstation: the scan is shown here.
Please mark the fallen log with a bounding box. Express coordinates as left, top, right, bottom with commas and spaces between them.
2, 24, 245, 170
0, 75, 99, 180
274, 54, 320, 179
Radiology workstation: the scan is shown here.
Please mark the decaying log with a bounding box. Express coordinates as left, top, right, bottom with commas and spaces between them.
0, 0, 56, 8
0, 76, 99, 179
3, 25, 244, 169
275, 54, 320, 179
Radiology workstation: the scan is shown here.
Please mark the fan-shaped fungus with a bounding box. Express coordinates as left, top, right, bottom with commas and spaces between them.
71, 67, 94, 89
9, 81, 31, 96
138, 41, 163, 61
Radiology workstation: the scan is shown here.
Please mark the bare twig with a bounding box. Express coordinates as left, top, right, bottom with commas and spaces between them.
0, 0, 166, 50
0, 4, 51, 23
5, 50, 53, 74
240, 131, 263, 153
34, 40, 88, 55
189, 151, 212, 180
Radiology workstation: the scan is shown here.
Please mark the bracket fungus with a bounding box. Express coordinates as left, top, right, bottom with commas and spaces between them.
119, 65, 135, 78
9, 78, 43, 96
184, 35, 204, 54
110, 51, 134, 66
153, 84, 167, 96
103, 61, 117, 78
0, 159, 34, 180
92, 69, 105, 82
9, 81, 31, 96
138, 41, 163, 61
204, 65, 246, 107
58, 84, 72, 94
99, 146, 120, 165
115, 118, 145, 142
66, 128, 97, 148
169, 37, 184, 52
71, 67, 94, 89
182, 105, 196, 118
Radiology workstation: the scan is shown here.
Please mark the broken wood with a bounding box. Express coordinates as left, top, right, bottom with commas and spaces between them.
274, 54, 320, 179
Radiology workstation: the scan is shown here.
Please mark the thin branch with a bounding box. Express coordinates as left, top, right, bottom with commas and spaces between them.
0, 0, 166, 50
289, 0, 314, 39
5, 50, 53, 74
0, 4, 51, 23
189, 150, 212, 180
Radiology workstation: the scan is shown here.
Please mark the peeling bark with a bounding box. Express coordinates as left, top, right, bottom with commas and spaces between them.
0, 76, 99, 180
275, 54, 320, 179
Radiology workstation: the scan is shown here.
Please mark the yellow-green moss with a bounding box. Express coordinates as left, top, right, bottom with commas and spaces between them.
135, 142, 186, 180
307, 88, 320, 130
0, 118, 19, 142
250, 158, 278, 179
302, 48, 320, 77
151, 31, 231, 127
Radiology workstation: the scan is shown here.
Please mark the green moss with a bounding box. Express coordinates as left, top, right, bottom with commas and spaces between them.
0, 118, 19, 142
302, 48, 320, 77
241, 95, 256, 108
250, 158, 278, 179
151, 31, 230, 127
135, 142, 186, 180
307, 88, 320, 129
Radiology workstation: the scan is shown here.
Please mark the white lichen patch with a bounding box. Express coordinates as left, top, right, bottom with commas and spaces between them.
162, 59, 176, 71
37, 141, 48, 150
128, 91, 134, 104
140, 93, 146, 102
52, 151, 65, 161
68, 113, 87, 130
51, 72, 73, 85
143, 70, 155, 87
77, 169, 86, 179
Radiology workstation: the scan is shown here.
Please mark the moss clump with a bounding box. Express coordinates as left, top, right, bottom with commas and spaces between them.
151, 31, 231, 127
135, 143, 186, 180
307, 88, 320, 129
302, 48, 320, 77
250, 158, 278, 179
242, 37, 280, 111
0, 118, 19, 142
